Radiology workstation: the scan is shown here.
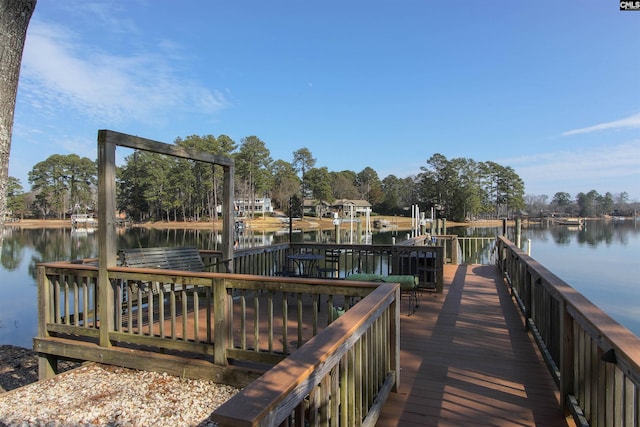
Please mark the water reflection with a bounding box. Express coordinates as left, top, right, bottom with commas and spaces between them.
450, 218, 640, 248
1, 219, 638, 347
0, 226, 408, 284
2, 220, 637, 284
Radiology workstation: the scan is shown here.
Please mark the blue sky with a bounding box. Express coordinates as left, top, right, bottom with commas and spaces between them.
11, 0, 640, 201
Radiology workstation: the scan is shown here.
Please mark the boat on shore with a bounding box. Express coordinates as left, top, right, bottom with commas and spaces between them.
373, 219, 391, 229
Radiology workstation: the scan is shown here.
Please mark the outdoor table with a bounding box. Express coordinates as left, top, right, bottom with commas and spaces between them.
286, 253, 323, 277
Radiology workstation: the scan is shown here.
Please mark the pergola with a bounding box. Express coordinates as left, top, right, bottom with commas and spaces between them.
95, 130, 234, 347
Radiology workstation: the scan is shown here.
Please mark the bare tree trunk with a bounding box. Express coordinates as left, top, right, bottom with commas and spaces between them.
0, 0, 37, 227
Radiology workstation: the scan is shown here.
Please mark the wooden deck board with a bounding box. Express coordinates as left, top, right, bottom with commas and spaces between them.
376, 264, 574, 427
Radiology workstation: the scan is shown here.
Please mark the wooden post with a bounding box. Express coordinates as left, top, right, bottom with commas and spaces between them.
451, 236, 459, 265
36, 265, 57, 380
97, 131, 117, 348
390, 286, 401, 392
436, 246, 444, 293
559, 300, 574, 416
222, 165, 234, 273
213, 278, 229, 366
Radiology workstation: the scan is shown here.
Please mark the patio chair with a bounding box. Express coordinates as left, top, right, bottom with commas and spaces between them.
317, 249, 341, 278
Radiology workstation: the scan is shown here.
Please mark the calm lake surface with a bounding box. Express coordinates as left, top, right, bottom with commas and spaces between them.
1, 219, 638, 348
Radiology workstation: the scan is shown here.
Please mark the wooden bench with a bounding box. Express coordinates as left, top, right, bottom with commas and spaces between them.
347, 273, 419, 316
118, 246, 206, 296
118, 246, 205, 272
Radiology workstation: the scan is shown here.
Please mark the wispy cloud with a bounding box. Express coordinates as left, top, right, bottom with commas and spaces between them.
505, 140, 640, 197
20, 18, 229, 126
562, 113, 640, 136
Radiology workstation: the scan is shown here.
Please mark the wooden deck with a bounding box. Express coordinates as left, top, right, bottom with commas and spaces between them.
376, 264, 575, 427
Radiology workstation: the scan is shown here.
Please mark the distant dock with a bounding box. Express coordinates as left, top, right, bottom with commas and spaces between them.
70, 214, 97, 228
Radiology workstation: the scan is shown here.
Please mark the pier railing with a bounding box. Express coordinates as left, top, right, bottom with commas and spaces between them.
212, 282, 400, 426
496, 236, 640, 426
36, 265, 382, 362
456, 236, 497, 265
35, 249, 401, 426
404, 235, 497, 266
231, 243, 444, 292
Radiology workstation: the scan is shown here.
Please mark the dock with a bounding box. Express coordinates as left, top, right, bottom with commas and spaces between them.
377, 264, 573, 426
36, 235, 640, 425
34, 131, 637, 425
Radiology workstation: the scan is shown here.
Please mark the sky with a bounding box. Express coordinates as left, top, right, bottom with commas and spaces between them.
10, 0, 640, 201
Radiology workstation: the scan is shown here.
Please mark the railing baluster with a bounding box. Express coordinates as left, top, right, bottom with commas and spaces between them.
312, 294, 318, 336
83, 278, 89, 328
115, 282, 122, 331
63, 278, 70, 325
181, 288, 188, 340
240, 289, 246, 350
148, 287, 154, 337
193, 290, 199, 343
170, 285, 176, 339
73, 278, 79, 325
127, 282, 133, 332
282, 292, 288, 354
159, 288, 165, 338
137, 287, 143, 335
253, 292, 259, 351
268, 290, 274, 352
297, 293, 303, 348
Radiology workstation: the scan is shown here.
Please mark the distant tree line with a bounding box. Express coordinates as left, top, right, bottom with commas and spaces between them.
524, 190, 637, 218
8, 133, 633, 223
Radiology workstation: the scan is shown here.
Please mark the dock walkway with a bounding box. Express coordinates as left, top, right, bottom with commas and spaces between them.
377, 264, 574, 427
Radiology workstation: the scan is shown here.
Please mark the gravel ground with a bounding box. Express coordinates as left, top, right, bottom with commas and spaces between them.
0, 345, 78, 393
0, 346, 239, 427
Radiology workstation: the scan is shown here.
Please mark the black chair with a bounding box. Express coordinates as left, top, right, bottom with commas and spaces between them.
317, 249, 341, 278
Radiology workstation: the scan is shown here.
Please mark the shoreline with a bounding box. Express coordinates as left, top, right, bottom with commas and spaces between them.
4, 216, 510, 231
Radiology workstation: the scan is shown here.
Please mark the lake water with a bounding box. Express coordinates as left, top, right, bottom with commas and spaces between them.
1, 220, 638, 348
518, 219, 640, 339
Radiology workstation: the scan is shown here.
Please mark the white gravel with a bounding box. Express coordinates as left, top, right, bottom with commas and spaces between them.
0, 364, 239, 427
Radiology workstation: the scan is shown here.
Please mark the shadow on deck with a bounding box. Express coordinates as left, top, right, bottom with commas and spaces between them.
377, 264, 574, 427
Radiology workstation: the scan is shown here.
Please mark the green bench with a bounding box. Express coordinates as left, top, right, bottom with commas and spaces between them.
346, 273, 419, 316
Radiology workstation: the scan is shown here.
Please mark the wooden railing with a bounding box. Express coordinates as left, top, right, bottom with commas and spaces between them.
496, 236, 640, 426
456, 236, 497, 265
35, 252, 400, 425
230, 243, 444, 293
35, 241, 447, 425
212, 282, 400, 427
37, 267, 379, 359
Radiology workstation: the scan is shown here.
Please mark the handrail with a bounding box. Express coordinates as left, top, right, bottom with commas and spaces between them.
496, 236, 640, 425
456, 236, 497, 265
212, 282, 400, 427
225, 242, 445, 293
37, 264, 378, 358
35, 256, 401, 425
